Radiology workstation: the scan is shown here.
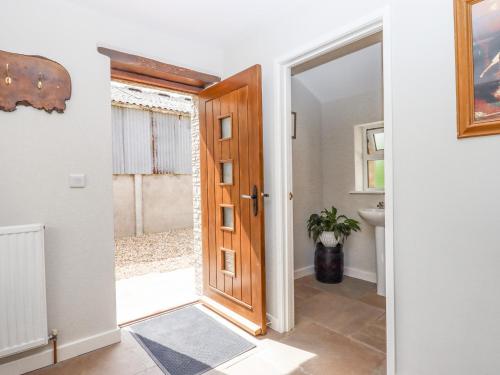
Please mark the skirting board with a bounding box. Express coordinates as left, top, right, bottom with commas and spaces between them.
0, 328, 121, 375
266, 313, 279, 330
294, 265, 376, 283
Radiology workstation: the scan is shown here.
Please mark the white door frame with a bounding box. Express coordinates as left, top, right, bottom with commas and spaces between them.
272, 7, 395, 375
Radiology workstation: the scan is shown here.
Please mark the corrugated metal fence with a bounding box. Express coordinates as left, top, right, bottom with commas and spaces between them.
112, 106, 192, 174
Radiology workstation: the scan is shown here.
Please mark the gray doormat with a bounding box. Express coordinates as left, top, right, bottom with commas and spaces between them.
128, 305, 256, 375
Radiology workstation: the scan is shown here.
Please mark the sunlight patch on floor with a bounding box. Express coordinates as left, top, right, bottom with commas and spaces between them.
195, 305, 316, 375
116, 267, 198, 324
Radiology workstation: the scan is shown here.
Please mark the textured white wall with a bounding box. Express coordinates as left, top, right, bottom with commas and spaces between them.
291, 79, 323, 271
0, 0, 223, 367
320, 91, 384, 277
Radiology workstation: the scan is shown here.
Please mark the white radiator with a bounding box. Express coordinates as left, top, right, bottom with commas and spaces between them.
0, 224, 48, 358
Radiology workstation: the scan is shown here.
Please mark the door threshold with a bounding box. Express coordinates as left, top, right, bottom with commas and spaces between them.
118, 298, 199, 328
200, 296, 263, 336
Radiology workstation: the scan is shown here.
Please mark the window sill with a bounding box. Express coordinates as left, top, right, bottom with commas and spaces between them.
349, 190, 385, 195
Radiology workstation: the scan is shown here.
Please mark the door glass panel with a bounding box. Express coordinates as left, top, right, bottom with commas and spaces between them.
220, 162, 233, 184
222, 206, 234, 229
368, 160, 385, 189
220, 116, 232, 139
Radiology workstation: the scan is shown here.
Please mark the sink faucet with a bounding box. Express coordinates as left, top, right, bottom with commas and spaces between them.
377, 201, 385, 209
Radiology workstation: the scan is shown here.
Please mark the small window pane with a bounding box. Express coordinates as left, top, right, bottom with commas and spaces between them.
222, 206, 234, 229
368, 160, 384, 189
220, 116, 232, 139
374, 132, 384, 151
367, 127, 383, 154
220, 162, 233, 184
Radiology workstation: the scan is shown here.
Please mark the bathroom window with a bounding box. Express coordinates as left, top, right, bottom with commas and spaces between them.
353, 122, 384, 193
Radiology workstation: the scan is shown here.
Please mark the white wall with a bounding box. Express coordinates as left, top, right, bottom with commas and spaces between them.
391, 1, 500, 374
291, 79, 323, 272
320, 91, 384, 278
0, 0, 223, 370
223, 0, 500, 373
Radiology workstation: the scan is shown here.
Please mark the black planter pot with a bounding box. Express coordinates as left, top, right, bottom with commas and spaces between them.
314, 242, 344, 284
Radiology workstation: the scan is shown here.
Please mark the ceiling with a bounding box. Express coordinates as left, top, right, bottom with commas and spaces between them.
293, 42, 383, 103
67, 0, 305, 49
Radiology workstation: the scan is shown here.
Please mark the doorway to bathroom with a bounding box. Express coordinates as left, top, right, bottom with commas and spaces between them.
290, 32, 386, 371
274, 13, 394, 375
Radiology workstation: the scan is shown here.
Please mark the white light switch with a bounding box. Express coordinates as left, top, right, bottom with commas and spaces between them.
69, 174, 86, 188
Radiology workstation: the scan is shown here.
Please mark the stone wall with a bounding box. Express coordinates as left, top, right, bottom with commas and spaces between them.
191, 97, 203, 296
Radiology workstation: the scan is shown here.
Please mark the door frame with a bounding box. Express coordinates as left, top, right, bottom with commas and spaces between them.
273, 7, 395, 375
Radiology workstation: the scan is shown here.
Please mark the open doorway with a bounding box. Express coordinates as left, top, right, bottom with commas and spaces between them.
274, 13, 395, 374
97, 47, 222, 325
99, 48, 267, 336
290, 32, 386, 372
110, 81, 199, 324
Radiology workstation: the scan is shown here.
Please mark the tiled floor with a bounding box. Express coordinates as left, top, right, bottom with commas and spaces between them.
28, 275, 386, 375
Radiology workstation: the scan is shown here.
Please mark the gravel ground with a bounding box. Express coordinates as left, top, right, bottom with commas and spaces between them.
115, 228, 194, 280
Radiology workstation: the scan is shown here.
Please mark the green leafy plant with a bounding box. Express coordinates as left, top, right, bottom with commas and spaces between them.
307, 206, 361, 244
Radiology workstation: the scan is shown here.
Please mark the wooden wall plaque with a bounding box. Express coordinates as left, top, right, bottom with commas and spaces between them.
0, 50, 71, 113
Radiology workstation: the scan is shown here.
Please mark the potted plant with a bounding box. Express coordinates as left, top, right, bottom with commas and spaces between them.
307, 207, 360, 283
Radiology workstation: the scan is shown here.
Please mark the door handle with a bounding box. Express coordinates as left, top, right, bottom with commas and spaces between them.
241, 185, 259, 216
241, 194, 257, 199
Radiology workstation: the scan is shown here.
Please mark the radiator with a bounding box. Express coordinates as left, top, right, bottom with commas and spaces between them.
0, 224, 48, 358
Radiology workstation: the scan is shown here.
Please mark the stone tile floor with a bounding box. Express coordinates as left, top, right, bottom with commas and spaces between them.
28, 275, 386, 375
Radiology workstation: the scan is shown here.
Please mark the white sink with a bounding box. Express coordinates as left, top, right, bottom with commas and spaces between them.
358, 208, 385, 227
358, 208, 385, 296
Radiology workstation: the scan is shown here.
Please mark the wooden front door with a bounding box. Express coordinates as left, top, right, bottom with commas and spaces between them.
199, 65, 266, 335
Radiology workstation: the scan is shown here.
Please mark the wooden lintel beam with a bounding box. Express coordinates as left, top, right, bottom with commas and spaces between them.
98, 47, 220, 89
111, 69, 203, 94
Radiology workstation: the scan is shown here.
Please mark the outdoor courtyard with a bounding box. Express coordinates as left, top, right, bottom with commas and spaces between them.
115, 228, 198, 324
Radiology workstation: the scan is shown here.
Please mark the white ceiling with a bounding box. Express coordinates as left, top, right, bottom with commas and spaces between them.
67, 0, 306, 49
293, 43, 383, 103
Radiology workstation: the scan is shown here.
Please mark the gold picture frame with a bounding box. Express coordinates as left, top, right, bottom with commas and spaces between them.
454, 0, 500, 138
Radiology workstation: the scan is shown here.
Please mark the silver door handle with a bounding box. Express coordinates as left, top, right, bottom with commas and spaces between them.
241, 194, 256, 199
241, 185, 259, 216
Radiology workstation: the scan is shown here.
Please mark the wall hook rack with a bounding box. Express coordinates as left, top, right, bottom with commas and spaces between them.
0, 50, 71, 113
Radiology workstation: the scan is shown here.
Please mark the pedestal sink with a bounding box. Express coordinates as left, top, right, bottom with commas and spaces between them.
358, 208, 385, 296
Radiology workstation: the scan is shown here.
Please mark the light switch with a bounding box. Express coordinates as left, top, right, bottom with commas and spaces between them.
69, 174, 86, 188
